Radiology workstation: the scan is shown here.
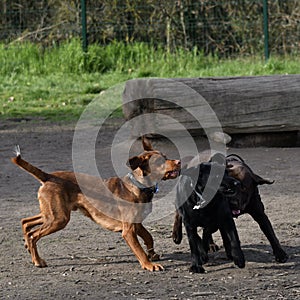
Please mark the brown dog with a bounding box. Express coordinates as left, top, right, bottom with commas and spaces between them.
11, 137, 181, 271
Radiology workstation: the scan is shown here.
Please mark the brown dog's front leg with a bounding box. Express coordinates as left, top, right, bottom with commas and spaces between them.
122, 223, 163, 271
136, 224, 160, 261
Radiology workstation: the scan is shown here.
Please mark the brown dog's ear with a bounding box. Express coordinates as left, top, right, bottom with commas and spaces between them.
127, 156, 142, 170
127, 155, 151, 176
142, 136, 154, 151
251, 173, 274, 185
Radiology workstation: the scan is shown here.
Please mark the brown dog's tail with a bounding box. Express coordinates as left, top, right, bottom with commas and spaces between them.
11, 145, 50, 183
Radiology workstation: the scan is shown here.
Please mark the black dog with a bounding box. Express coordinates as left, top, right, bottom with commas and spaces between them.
173, 154, 288, 269
225, 154, 288, 263
174, 160, 245, 273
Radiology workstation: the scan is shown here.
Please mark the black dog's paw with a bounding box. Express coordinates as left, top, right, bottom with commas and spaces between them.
200, 252, 209, 264
226, 252, 233, 261
274, 249, 288, 263
189, 265, 206, 273
172, 231, 182, 244
233, 255, 246, 268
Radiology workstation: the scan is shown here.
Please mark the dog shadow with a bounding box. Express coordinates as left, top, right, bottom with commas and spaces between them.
48, 253, 137, 268
46, 244, 299, 271
240, 243, 299, 263
166, 243, 299, 269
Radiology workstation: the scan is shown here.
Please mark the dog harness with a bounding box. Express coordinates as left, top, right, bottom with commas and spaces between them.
193, 189, 207, 210
192, 183, 218, 210
127, 173, 159, 194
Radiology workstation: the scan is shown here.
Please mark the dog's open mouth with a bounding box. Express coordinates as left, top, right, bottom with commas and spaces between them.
164, 169, 180, 180
232, 209, 241, 216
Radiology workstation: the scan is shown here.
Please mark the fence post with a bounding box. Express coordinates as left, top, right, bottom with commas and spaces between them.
263, 0, 269, 61
81, 0, 88, 53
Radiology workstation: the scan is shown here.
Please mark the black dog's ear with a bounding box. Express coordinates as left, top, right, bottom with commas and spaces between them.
127, 156, 143, 170
142, 136, 154, 151
251, 173, 274, 185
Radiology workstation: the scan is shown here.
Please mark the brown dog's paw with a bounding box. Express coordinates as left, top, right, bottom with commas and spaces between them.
148, 252, 160, 261
148, 250, 160, 261
143, 262, 164, 271
147, 247, 160, 261
34, 259, 48, 268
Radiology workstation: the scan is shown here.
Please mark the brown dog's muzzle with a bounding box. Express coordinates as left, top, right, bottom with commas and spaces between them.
163, 160, 181, 180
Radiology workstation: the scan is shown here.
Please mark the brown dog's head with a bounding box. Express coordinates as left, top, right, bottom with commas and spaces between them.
127, 137, 181, 187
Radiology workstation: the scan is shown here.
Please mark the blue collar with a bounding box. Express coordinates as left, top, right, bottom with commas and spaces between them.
127, 173, 159, 194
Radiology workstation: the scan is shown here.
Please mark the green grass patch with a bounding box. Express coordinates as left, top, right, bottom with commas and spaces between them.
0, 39, 299, 121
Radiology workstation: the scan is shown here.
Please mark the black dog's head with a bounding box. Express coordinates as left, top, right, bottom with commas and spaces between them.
181, 158, 241, 208
226, 156, 274, 215
197, 162, 240, 197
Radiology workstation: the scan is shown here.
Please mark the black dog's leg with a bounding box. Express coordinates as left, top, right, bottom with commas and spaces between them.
248, 195, 288, 263
219, 218, 245, 268
219, 228, 233, 260
172, 210, 183, 244
202, 229, 219, 253
185, 224, 207, 273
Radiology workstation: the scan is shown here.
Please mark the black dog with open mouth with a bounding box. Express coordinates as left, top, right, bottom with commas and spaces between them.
225, 154, 288, 263
174, 159, 245, 273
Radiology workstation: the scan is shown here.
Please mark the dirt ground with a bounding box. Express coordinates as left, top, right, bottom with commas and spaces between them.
0, 118, 299, 300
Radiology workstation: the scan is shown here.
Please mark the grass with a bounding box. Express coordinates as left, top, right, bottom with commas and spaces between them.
0, 39, 299, 121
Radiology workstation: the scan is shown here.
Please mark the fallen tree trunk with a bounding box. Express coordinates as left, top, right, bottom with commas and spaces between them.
122, 75, 300, 137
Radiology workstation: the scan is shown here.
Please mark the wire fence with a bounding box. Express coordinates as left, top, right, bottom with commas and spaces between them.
1, 0, 299, 58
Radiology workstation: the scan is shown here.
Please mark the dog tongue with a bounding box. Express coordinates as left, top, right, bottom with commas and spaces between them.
232, 210, 240, 216
169, 170, 178, 177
